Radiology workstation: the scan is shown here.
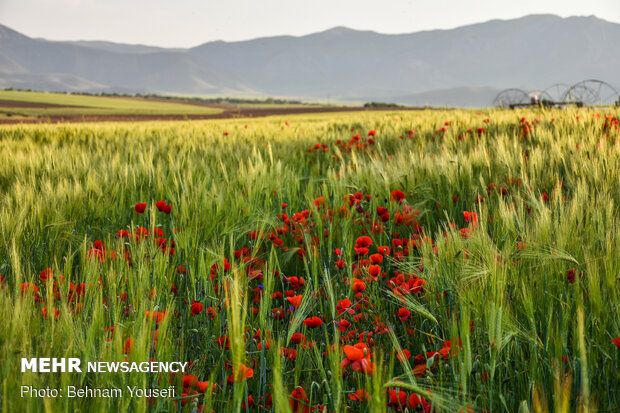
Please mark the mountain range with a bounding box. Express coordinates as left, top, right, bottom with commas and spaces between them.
1, 14, 619, 107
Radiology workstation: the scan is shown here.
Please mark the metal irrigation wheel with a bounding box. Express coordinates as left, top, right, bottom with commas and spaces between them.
493, 89, 529, 108
563, 80, 620, 106
543, 83, 571, 103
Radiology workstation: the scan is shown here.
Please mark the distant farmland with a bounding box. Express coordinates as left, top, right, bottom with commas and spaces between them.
0, 90, 224, 119
0, 90, 417, 124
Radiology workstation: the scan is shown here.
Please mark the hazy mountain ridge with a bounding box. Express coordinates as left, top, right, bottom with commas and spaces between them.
1, 14, 619, 106
56, 40, 176, 55
0, 25, 257, 95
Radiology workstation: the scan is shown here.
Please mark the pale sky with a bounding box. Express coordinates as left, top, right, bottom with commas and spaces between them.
1, 0, 619, 48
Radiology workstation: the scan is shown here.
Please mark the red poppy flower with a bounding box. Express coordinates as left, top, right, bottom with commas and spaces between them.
348, 389, 370, 402
390, 190, 406, 203
336, 319, 351, 332
290, 387, 310, 413
377, 246, 390, 255
394, 212, 404, 226
337, 299, 352, 314
291, 333, 307, 344
39, 268, 53, 282
344, 343, 367, 361
388, 389, 408, 409
355, 236, 373, 249
41, 306, 60, 320
88, 247, 105, 261
398, 308, 411, 322
146, 311, 166, 324
242, 395, 256, 409
566, 269, 583, 284
123, 337, 134, 354
611, 337, 620, 349
156, 201, 172, 214
303, 316, 323, 328
463, 211, 478, 225
351, 357, 376, 374
257, 337, 274, 351
409, 393, 431, 410
182, 374, 199, 390
134, 203, 147, 214
287, 295, 303, 309
426, 340, 454, 361
234, 363, 254, 382
413, 364, 427, 377
354, 247, 369, 256
191, 302, 204, 315
396, 349, 411, 362
368, 130, 377, 136
197, 380, 216, 393
216, 336, 230, 350
20, 282, 40, 299
352, 279, 367, 293
368, 265, 381, 279
281, 347, 298, 361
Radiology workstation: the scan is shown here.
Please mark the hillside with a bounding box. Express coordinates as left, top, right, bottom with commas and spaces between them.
1, 15, 619, 106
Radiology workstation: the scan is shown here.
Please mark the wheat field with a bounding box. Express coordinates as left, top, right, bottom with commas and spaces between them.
0, 108, 618, 412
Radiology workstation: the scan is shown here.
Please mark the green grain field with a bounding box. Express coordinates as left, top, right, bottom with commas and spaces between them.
0, 108, 618, 413
0, 90, 223, 117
